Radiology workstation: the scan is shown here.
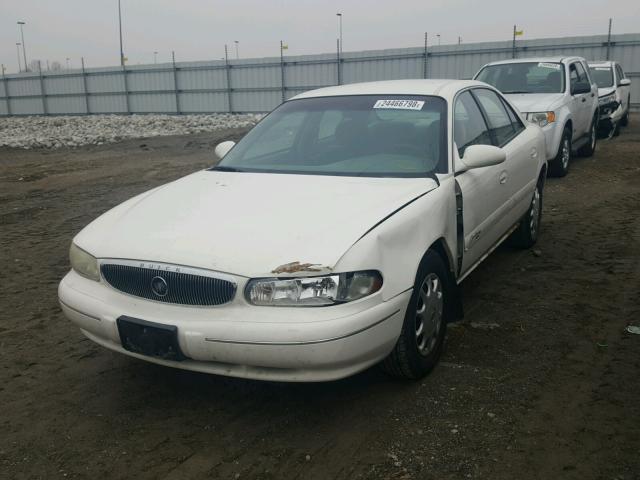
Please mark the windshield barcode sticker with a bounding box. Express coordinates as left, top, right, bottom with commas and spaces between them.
538, 62, 561, 70
373, 99, 425, 110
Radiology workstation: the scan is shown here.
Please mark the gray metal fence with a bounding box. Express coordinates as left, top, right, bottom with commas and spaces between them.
1, 32, 639, 116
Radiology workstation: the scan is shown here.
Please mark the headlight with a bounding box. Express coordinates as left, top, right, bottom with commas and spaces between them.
246, 270, 383, 306
598, 93, 616, 106
526, 111, 556, 127
69, 243, 100, 281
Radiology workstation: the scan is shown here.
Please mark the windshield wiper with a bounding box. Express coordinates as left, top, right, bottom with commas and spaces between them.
211, 165, 243, 172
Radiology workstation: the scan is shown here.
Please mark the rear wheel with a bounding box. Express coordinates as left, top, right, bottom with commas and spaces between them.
549, 127, 571, 177
578, 116, 597, 157
381, 252, 449, 380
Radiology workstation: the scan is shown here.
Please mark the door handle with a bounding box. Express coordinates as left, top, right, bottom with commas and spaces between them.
591, 93, 595, 97
499, 171, 508, 184
581, 97, 586, 102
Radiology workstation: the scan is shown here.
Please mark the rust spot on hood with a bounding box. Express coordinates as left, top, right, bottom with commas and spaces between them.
271, 261, 329, 274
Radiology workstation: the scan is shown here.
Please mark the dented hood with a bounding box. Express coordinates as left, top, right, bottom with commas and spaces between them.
75, 170, 438, 277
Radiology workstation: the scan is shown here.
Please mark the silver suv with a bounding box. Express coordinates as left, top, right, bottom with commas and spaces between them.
474, 57, 599, 177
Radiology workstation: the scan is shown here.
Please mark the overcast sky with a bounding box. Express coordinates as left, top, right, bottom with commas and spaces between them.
1, 0, 639, 72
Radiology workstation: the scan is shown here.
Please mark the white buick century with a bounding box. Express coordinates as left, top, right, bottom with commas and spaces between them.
59, 80, 546, 382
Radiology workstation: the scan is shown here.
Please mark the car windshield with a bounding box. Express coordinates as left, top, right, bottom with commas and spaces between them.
476, 62, 565, 94
589, 66, 614, 88
213, 95, 447, 177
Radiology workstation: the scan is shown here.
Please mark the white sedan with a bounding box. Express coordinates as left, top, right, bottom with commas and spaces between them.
59, 79, 546, 382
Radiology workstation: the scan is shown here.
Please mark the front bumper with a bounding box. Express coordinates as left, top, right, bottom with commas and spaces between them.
58, 270, 410, 382
598, 101, 623, 129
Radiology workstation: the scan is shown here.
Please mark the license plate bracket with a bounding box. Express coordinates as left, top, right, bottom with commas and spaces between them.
117, 316, 186, 361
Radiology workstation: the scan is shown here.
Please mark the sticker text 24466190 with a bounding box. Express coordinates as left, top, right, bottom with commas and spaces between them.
373, 99, 425, 110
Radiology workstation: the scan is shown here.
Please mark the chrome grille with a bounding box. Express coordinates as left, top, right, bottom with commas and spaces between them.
101, 262, 236, 306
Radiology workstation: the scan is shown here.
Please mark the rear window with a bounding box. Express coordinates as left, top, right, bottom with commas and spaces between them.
476, 62, 565, 94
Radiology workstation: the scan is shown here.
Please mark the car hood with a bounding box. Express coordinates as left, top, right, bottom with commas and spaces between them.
504, 93, 565, 113
597, 87, 616, 98
75, 170, 438, 278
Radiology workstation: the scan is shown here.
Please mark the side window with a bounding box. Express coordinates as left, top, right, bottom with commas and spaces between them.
569, 63, 580, 90
473, 89, 516, 146
616, 64, 625, 82
454, 91, 492, 157
574, 62, 587, 83
500, 97, 525, 135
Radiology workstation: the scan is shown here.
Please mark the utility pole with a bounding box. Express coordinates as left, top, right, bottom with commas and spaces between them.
458, 36, 462, 45
17, 22, 27, 71
336, 13, 343, 55
437, 34, 441, 46
118, 0, 125, 66
16, 43, 22, 72
512, 25, 516, 59
280, 40, 286, 103
154, 51, 158, 64
234, 40, 239, 59
606, 18, 612, 60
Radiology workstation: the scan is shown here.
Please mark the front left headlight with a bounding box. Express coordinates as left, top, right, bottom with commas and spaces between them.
69, 243, 100, 281
598, 93, 616, 106
526, 111, 556, 127
246, 270, 383, 306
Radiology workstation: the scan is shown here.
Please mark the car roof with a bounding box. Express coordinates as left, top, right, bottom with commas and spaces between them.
482, 56, 583, 67
588, 60, 615, 67
291, 79, 488, 101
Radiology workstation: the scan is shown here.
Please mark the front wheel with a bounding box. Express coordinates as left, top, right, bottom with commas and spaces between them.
381, 252, 449, 380
620, 96, 630, 127
549, 127, 571, 177
510, 179, 543, 248
578, 117, 598, 157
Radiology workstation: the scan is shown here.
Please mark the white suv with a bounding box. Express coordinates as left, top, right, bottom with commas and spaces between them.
588, 60, 632, 136
475, 57, 599, 177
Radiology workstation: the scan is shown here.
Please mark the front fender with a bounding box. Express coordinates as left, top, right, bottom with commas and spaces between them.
333, 176, 457, 302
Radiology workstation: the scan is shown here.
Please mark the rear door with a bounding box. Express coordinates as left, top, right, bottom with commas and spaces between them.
453, 90, 512, 274
473, 88, 539, 225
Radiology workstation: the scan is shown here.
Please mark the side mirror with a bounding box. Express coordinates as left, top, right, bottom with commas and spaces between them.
619, 78, 631, 87
571, 81, 591, 95
214, 141, 236, 160
456, 144, 506, 173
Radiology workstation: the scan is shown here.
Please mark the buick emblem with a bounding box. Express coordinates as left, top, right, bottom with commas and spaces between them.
151, 276, 169, 297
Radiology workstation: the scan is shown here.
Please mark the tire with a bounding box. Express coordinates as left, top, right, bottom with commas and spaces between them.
578, 116, 597, 157
510, 178, 543, 249
381, 251, 449, 380
549, 127, 571, 178
620, 97, 630, 127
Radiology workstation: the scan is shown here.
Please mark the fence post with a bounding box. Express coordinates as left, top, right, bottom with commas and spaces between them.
1, 65, 11, 116
280, 41, 286, 103
423, 32, 428, 79
336, 39, 342, 85
122, 64, 131, 114
81, 57, 90, 114
172, 51, 181, 114
225, 44, 233, 113
38, 60, 48, 115
606, 18, 612, 60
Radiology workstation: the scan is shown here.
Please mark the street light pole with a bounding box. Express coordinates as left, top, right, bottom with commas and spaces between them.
118, 0, 124, 66
234, 40, 239, 59
17, 21, 27, 71
16, 43, 22, 72
336, 13, 343, 55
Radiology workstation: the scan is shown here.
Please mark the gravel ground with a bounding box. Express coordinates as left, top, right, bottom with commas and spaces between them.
0, 119, 639, 479
0, 114, 262, 149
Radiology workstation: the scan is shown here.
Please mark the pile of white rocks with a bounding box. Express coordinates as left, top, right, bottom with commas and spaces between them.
0, 113, 263, 149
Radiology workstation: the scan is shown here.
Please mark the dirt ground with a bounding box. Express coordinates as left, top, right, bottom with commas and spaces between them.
1, 118, 639, 480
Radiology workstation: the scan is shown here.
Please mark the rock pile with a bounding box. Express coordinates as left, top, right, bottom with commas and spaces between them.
0, 113, 263, 149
